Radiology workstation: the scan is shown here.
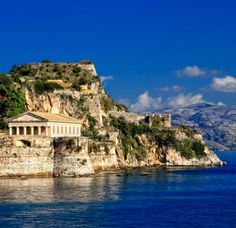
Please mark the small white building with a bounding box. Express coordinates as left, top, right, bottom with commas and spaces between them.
8, 112, 82, 137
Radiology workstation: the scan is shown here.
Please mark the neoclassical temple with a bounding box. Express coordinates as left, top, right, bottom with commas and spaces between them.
8, 112, 82, 137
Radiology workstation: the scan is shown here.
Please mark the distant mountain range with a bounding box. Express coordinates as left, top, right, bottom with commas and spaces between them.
164, 103, 236, 151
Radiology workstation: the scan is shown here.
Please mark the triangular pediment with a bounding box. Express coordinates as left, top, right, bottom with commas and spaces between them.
9, 113, 47, 122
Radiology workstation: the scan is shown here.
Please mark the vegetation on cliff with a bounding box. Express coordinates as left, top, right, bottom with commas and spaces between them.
0, 74, 25, 129
34, 79, 64, 94
109, 116, 206, 160
100, 95, 128, 113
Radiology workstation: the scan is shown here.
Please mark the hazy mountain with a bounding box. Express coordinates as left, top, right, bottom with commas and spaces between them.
165, 103, 236, 151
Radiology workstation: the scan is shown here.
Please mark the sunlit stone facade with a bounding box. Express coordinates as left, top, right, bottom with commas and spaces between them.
8, 112, 81, 137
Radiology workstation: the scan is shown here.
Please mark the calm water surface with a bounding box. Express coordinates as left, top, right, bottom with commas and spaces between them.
0, 151, 236, 227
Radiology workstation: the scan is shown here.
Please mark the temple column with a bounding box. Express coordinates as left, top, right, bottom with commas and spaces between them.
9, 127, 12, 136
24, 127, 27, 135
16, 127, 19, 136
38, 126, 41, 136
31, 127, 34, 136
46, 127, 49, 137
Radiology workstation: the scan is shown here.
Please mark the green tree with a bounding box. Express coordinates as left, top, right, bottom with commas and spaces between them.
0, 74, 26, 129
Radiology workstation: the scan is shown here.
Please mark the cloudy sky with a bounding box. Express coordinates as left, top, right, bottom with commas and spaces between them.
0, 0, 236, 112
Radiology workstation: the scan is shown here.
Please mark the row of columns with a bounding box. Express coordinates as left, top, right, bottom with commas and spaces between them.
9, 126, 49, 136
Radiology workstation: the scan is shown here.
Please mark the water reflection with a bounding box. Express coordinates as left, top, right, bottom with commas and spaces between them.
0, 154, 236, 227
0, 174, 125, 203
0, 166, 230, 204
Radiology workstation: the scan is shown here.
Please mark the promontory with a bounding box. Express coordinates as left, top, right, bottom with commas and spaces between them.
0, 60, 224, 177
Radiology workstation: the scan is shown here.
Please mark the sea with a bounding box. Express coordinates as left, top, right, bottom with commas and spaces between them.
0, 151, 235, 228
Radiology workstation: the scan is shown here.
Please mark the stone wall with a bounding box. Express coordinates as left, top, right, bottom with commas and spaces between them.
0, 136, 53, 177
53, 137, 94, 176
142, 114, 171, 127
0, 136, 94, 178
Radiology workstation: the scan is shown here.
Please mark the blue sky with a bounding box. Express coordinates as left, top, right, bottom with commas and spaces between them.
0, 0, 236, 111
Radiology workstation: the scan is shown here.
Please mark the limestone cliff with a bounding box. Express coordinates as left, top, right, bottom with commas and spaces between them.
0, 61, 224, 177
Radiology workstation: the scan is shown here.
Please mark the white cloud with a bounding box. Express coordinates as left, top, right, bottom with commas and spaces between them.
128, 91, 226, 113
176, 65, 206, 77
211, 75, 236, 92
167, 93, 205, 109
100, 75, 113, 82
160, 85, 184, 92
129, 91, 162, 113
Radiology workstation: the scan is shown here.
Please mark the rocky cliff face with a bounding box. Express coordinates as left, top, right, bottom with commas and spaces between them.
0, 61, 224, 177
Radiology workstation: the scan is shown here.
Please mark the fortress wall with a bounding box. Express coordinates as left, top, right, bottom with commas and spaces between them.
53, 137, 94, 177
0, 136, 53, 177
0, 136, 95, 178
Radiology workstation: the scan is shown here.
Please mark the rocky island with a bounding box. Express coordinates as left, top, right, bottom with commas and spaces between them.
0, 60, 224, 177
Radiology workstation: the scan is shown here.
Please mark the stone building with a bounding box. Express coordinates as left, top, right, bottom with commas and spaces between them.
138, 114, 171, 127
8, 112, 82, 137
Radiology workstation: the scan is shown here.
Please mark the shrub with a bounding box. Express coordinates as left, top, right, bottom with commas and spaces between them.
77, 96, 89, 112
18, 65, 31, 76
100, 96, 114, 112
87, 114, 97, 129
175, 139, 206, 159
192, 140, 205, 157
179, 125, 199, 137
0, 74, 26, 129
41, 59, 52, 63
72, 67, 81, 74
73, 83, 81, 91
114, 102, 129, 112
72, 74, 92, 91
175, 139, 194, 159
79, 60, 93, 65
109, 116, 148, 160
34, 80, 64, 94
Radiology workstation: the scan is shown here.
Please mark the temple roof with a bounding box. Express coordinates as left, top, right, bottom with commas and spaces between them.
9, 111, 82, 124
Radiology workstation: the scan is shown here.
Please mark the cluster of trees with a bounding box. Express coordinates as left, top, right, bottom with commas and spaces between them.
0, 74, 25, 129
34, 80, 63, 94
109, 116, 206, 160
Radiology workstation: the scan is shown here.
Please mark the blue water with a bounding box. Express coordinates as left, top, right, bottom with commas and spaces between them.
0, 151, 236, 227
